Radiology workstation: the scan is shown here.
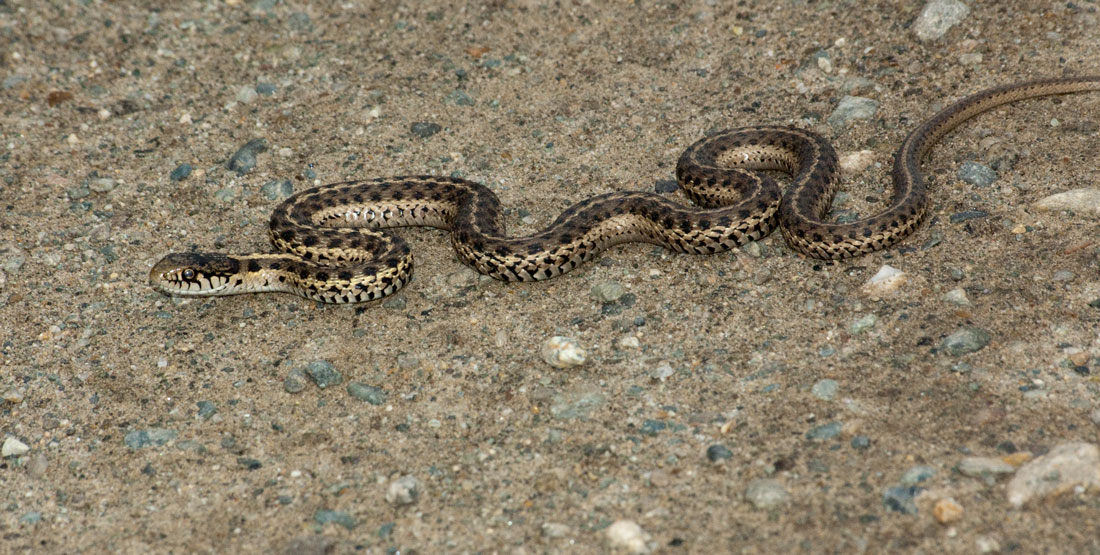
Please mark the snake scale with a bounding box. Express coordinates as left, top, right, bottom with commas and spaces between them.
150, 76, 1100, 304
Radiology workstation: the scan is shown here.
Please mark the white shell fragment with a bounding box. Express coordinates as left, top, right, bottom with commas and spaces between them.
861, 265, 907, 296
541, 336, 587, 368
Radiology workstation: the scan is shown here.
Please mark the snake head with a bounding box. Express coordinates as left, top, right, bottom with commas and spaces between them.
149, 252, 241, 296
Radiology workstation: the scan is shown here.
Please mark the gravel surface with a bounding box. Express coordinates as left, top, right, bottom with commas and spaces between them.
2, 1, 1100, 553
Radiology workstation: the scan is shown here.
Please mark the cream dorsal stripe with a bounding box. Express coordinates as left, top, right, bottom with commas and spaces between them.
150, 76, 1100, 304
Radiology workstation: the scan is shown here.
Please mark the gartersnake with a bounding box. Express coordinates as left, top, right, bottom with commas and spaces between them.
150, 76, 1100, 304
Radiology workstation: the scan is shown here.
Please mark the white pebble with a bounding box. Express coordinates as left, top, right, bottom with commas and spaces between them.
942, 287, 970, 305
650, 364, 674, 381
618, 336, 640, 349
179, 112, 193, 124
384, 475, 420, 506
958, 52, 983, 65
744, 478, 791, 509
605, 520, 652, 554
2, 437, 29, 457
542, 336, 586, 368
97, 108, 111, 120
278, 147, 293, 158
1006, 442, 1100, 507
1034, 188, 1100, 217
861, 265, 907, 296
838, 150, 875, 175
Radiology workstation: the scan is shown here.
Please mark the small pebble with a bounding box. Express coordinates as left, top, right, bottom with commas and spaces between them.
940, 327, 991, 356
123, 428, 178, 449
1034, 188, 1100, 216
542, 336, 586, 368
957, 161, 997, 187
260, 179, 294, 200
654, 179, 679, 193
1090, 409, 1100, 427
850, 435, 871, 449
957, 456, 1016, 479
1006, 442, 1100, 507
933, 498, 964, 524
848, 314, 877, 334
2, 436, 30, 457
914, 0, 970, 41
445, 89, 475, 106
284, 369, 308, 393
883, 485, 922, 515
382, 295, 407, 310
214, 188, 236, 202
949, 210, 988, 223
89, 177, 117, 193
605, 520, 652, 554
805, 421, 842, 440
287, 11, 313, 32
1051, 270, 1074, 282
314, 510, 357, 530
169, 163, 192, 182
942, 288, 970, 305
900, 465, 936, 485
958, 52, 983, 65
591, 282, 625, 303
828, 96, 879, 128
306, 360, 342, 388
838, 150, 875, 175
410, 121, 442, 138
226, 138, 268, 175
861, 265, 906, 296
236, 85, 258, 104
744, 478, 790, 509
811, 379, 838, 400
385, 475, 420, 506
549, 389, 606, 419
196, 400, 217, 420
255, 82, 277, 96
706, 444, 733, 462
650, 364, 674, 381
346, 383, 387, 405
618, 336, 641, 349
3, 388, 23, 404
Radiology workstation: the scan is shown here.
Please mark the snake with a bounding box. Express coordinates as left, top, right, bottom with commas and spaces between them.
150, 76, 1100, 304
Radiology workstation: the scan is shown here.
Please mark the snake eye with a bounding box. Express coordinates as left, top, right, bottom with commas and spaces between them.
182, 268, 196, 280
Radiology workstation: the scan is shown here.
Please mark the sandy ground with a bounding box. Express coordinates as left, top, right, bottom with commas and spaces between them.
2, 1, 1100, 553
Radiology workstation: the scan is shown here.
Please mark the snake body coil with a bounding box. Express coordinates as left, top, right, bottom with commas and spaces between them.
151, 76, 1100, 304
